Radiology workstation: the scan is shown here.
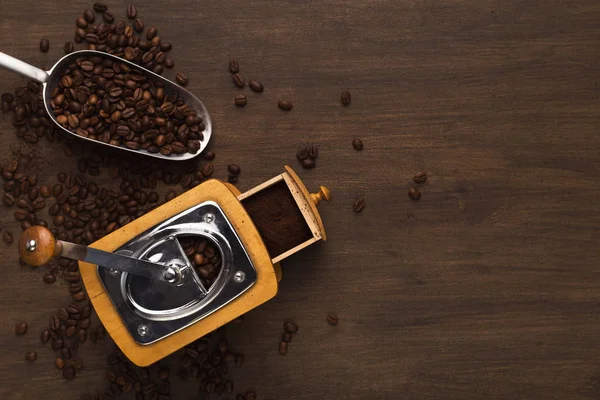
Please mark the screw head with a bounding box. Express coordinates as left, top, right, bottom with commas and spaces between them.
109, 268, 120, 276
204, 213, 215, 223
25, 239, 37, 252
137, 325, 148, 337
233, 271, 245, 283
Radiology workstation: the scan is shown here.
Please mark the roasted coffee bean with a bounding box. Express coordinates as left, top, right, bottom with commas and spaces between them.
201, 151, 215, 161
296, 147, 309, 161
127, 4, 137, 19
248, 80, 264, 93
25, 351, 38, 362
49, 315, 60, 331
176, 72, 188, 86
55, 357, 65, 369
102, 11, 114, 23
326, 312, 339, 326
63, 367, 76, 380
84, 9, 95, 23
39, 38, 50, 53
94, 2, 107, 12
282, 332, 292, 342
43, 273, 56, 284
341, 90, 351, 106
133, 18, 144, 32
65, 326, 77, 337
234, 94, 247, 106
58, 308, 69, 321
146, 26, 158, 40
413, 171, 427, 184
2, 230, 14, 244
352, 138, 364, 151
39, 185, 51, 198
277, 100, 293, 111
228, 59, 239, 73
232, 73, 245, 88
60, 347, 71, 359
301, 158, 315, 169
278, 341, 288, 355
283, 321, 298, 333
40, 329, 50, 343
15, 322, 28, 335
52, 339, 64, 350
353, 197, 365, 213
308, 145, 318, 159
72, 291, 86, 301
227, 164, 241, 175
408, 187, 421, 200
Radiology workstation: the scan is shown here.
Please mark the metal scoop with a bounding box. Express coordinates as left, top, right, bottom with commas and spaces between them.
0, 50, 212, 161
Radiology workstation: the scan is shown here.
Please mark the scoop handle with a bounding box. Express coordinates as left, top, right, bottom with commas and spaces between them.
0, 52, 49, 83
18, 226, 63, 266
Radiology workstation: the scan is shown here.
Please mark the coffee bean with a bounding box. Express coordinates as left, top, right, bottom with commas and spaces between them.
277, 100, 293, 111
15, 322, 28, 335
232, 73, 245, 88
65, 326, 76, 337
326, 312, 339, 326
60, 348, 71, 359
408, 187, 421, 200
234, 94, 247, 106
283, 321, 298, 333
133, 18, 144, 32
413, 171, 427, 184
58, 307, 69, 321
83, 9, 95, 23
201, 151, 215, 161
353, 198, 365, 213
39, 185, 51, 198
341, 90, 351, 106
127, 4, 137, 19
63, 366, 76, 380
228, 59, 239, 73
164, 58, 174, 68
72, 291, 86, 301
176, 72, 188, 86
282, 332, 292, 342
296, 147, 309, 161
102, 11, 114, 23
39, 38, 49, 53
146, 26, 158, 40
3, 193, 15, 206
93, 2, 107, 12
248, 80, 264, 93
43, 273, 56, 284
2, 230, 13, 244
55, 357, 65, 369
308, 145, 318, 159
352, 138, 363, 151
278, 341, 288, 355
52, 339, 64, 350
40, 329, 50, 343
75, 16, 88, 29
301, 158, 315, 169
49, 315, 60, 331
25, 351, 38, 362
227, 164, 241, 175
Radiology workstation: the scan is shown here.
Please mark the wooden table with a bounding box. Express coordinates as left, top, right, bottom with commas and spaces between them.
1, 1, 599, 399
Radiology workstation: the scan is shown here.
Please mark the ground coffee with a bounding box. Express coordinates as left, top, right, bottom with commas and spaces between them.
241, 181, 312, 257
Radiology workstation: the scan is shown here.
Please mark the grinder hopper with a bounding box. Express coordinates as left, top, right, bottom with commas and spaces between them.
70, 165, 329, 366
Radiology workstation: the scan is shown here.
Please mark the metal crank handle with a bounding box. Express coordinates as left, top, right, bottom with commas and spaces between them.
18, 226, 184, 284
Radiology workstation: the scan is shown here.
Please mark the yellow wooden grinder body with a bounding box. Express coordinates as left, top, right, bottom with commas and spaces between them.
79, 166, 328, 366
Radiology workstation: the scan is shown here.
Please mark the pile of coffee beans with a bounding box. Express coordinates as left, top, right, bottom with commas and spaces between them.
296, 145, 318, 169
179, 236, 223, 289
278, 321, 299, 355
50, 55, 204, 155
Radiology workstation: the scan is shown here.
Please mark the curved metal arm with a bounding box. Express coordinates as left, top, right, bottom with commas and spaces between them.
0, 52, 49, 83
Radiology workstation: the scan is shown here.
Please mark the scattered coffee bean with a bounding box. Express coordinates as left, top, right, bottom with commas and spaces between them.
278, 341, 288, 355
352, 138, 364, 151
3, 230, 14, 244
146, 26, 158, 40
408, 187, 421, 200
39, 38, 49, 53
283, 321, 298, 334
232, 73, 245, 88
326, 313, 339, 326
228, 59, 239, 73
277, 100, 293, 111
308, 145, 318, 159
227, 164, 241, 175
55, 357, 65, 369
341, 90, 351, 106
248, 80, 264, 93
235, 94, 247, 106
133, 18, 144, 32
413, 171, 427, 184
43, 273, 56, 284
63, 366, 76, 380
176, 72, 188, 86
25, 351, 38, 362
15, 322, 28, 335
127, 4, 137, 19
40, 329, 50, 343
202, 151, 216, 161
353, 198, 365, 213
93, 2, 107, 12
282, 332, 292, 342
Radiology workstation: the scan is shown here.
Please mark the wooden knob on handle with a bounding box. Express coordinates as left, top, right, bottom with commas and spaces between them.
18, 226, 63, 267
310, 186, 331, 207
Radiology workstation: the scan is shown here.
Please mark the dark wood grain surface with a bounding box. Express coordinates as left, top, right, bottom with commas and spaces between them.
1, 1, 600, 399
